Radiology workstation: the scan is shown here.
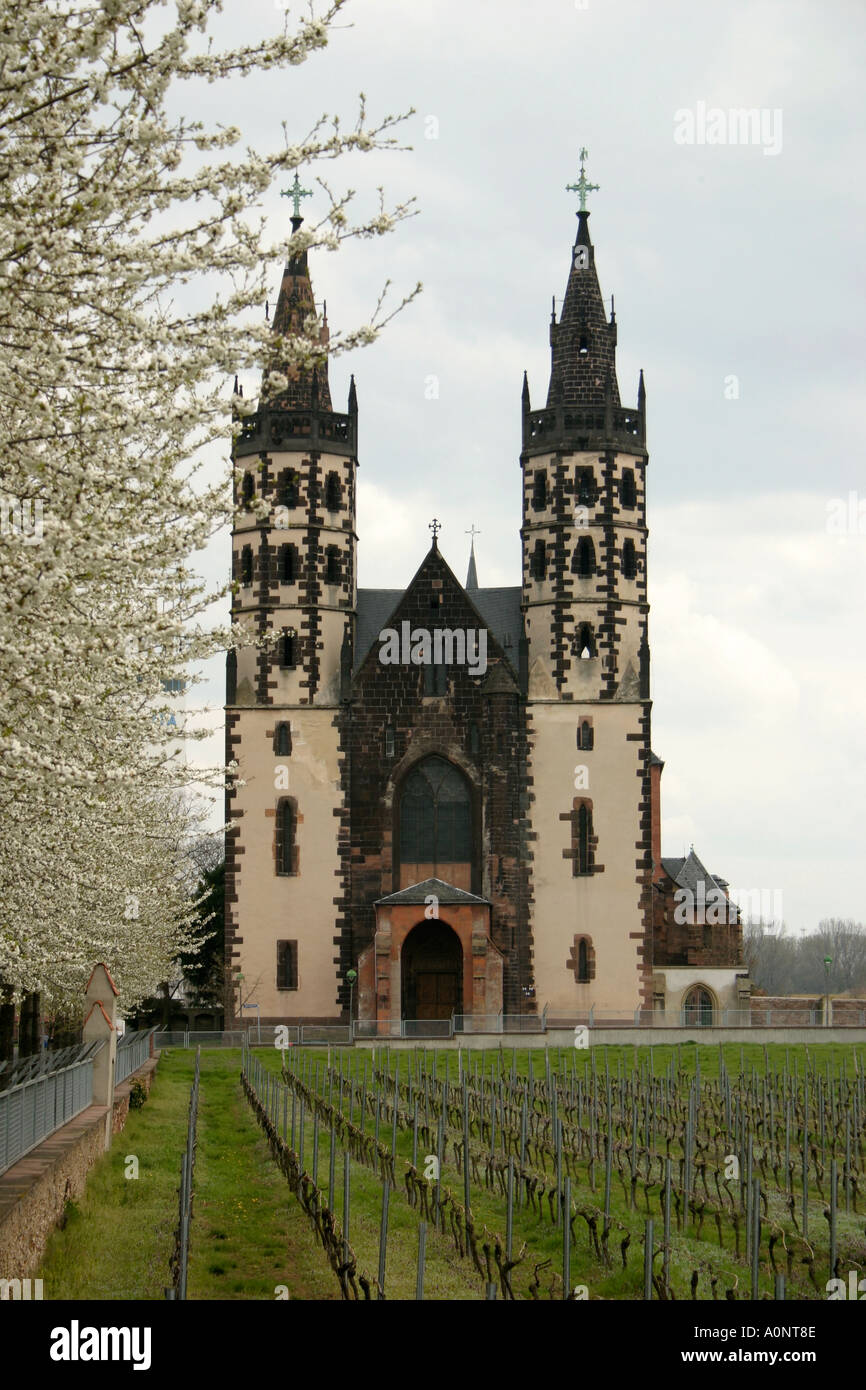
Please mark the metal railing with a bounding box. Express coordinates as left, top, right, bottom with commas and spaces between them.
115, 1028, 156, 1085
453, 1014, 544, 1035
0, 1041, 100, 1092
167, 1048, 200, 1300
153, 1030, 244, 1049
0, 1044, 104, 1177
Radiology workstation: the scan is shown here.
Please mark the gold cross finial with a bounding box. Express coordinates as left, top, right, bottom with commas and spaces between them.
281, 172, 313, 219
429, 518, 442, 544
566, 147, 600, 212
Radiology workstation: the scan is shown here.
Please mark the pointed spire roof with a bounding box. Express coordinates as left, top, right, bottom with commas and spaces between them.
466, 542, 478, 591
546, 207, 620, 410
264, 210, 332, 411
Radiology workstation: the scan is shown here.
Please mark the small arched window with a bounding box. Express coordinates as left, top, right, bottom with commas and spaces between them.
621, 469, 637, 508
578, 938, 589, 983
325, 472, 342, 511
531, 539, 546, 580
576, 804, 592, 875
576, 719, 594, 750
384, 725, 395, 758
280, 632, 297, 669
241, 472, 254, 505
226, 649, 237, 704
325, 547, 341, 584
622, 539, 637, 579
279, 471, 299, 508
575, 624, 596, 659
532, 471, 547, 510
573, 536, 596, 578
684, 986, 714, 1027
240, 545, 253, 586
469, 723, 480, 755
276, 799, 296, 876
576, 470, 595, 506
278, 544, 297, 583
275, 722, 291, 756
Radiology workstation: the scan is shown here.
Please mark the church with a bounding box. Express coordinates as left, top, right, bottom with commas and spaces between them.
224, 162, 748, 1032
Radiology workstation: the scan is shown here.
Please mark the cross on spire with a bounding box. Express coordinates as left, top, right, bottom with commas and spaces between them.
281, 171, 313, 219
465, 524, 481, 543
429, 518, 442, 546
566, 147, 600, 212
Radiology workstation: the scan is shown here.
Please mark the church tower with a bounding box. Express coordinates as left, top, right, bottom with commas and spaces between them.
225, 179, 357, 1025
521, 155, 653, 1016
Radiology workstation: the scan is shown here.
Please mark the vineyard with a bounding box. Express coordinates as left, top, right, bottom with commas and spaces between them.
241, 1040, 866, 1301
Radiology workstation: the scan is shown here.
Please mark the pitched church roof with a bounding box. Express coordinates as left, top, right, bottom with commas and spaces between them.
376, 877, 490, 906
354, 545, 522, 673
660, 849, 728, 896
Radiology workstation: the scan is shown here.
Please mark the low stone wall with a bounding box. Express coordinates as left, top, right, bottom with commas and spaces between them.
0, 1057, 159, 1283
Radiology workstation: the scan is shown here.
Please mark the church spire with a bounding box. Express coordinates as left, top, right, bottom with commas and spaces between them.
546, 152, 619, 411
465, 525, 480, 591
264, 175, 332, 411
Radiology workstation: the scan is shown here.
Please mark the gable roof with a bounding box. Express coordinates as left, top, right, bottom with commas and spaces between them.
375, 876, 490, 906
660, 849, 728, 896
355, 582, 522, 673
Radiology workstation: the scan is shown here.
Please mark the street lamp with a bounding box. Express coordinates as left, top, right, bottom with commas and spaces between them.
346, 969, 357, 1032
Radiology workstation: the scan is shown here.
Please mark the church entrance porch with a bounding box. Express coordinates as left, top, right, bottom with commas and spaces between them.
356, 877, 503, 1030
401, 921, 462, 1021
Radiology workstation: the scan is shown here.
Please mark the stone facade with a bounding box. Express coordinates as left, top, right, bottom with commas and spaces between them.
224, 198, 746, 1028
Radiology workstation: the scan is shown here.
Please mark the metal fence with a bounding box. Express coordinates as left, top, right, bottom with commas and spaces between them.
115, 1028, 156, 1085
453, 1015, 544, 1035
0, 1041, 100, 1092
166, 1048, 200, 1301
153, 1030, 244, 1050
0, 1045, 104, 1177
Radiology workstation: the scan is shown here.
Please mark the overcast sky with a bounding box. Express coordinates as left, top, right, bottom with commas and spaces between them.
184, 0, 865, 937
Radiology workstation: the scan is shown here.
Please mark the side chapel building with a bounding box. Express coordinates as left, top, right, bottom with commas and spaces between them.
225, 172, 749, 1030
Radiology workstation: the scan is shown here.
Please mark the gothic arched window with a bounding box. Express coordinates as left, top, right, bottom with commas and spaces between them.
576, 719, 594, 750
622, 539, 637, 579
575, 622, 594, 658
399, 756, 471, 870
531, 539, 546, 580
578, 938, 589, 983
279, 471, 299, 508
573, 536, 596, 578
325, 472, 342, 511
280, 632, 297, 669
226, 649, 237, 704
684, 986, 714, 1027
241, 471, 254, 505
276, 799, 297, 875
275, 722, 291, 756
532, 471, 547, 510
575, 804, 592, 876
621, 469, 637, 508
325, 547, 341, 584
240, 545, 253, 586
576, 469, 595, 506
279, 544, 297, 583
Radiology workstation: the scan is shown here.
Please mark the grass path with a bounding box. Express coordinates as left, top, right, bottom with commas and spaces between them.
37, 1051, 339, 1300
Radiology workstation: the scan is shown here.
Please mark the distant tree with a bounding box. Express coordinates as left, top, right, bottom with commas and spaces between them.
178, 859, 225, 1008
745, 918, 866, 996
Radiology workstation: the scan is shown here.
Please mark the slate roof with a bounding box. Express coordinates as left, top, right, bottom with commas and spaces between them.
660, 849, 727, 895
355, 585, 522, 673
375, 876, 490, 906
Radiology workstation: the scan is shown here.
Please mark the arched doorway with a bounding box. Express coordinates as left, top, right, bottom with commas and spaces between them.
401, 921, 463, 1022
683, 986, 715, 1027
